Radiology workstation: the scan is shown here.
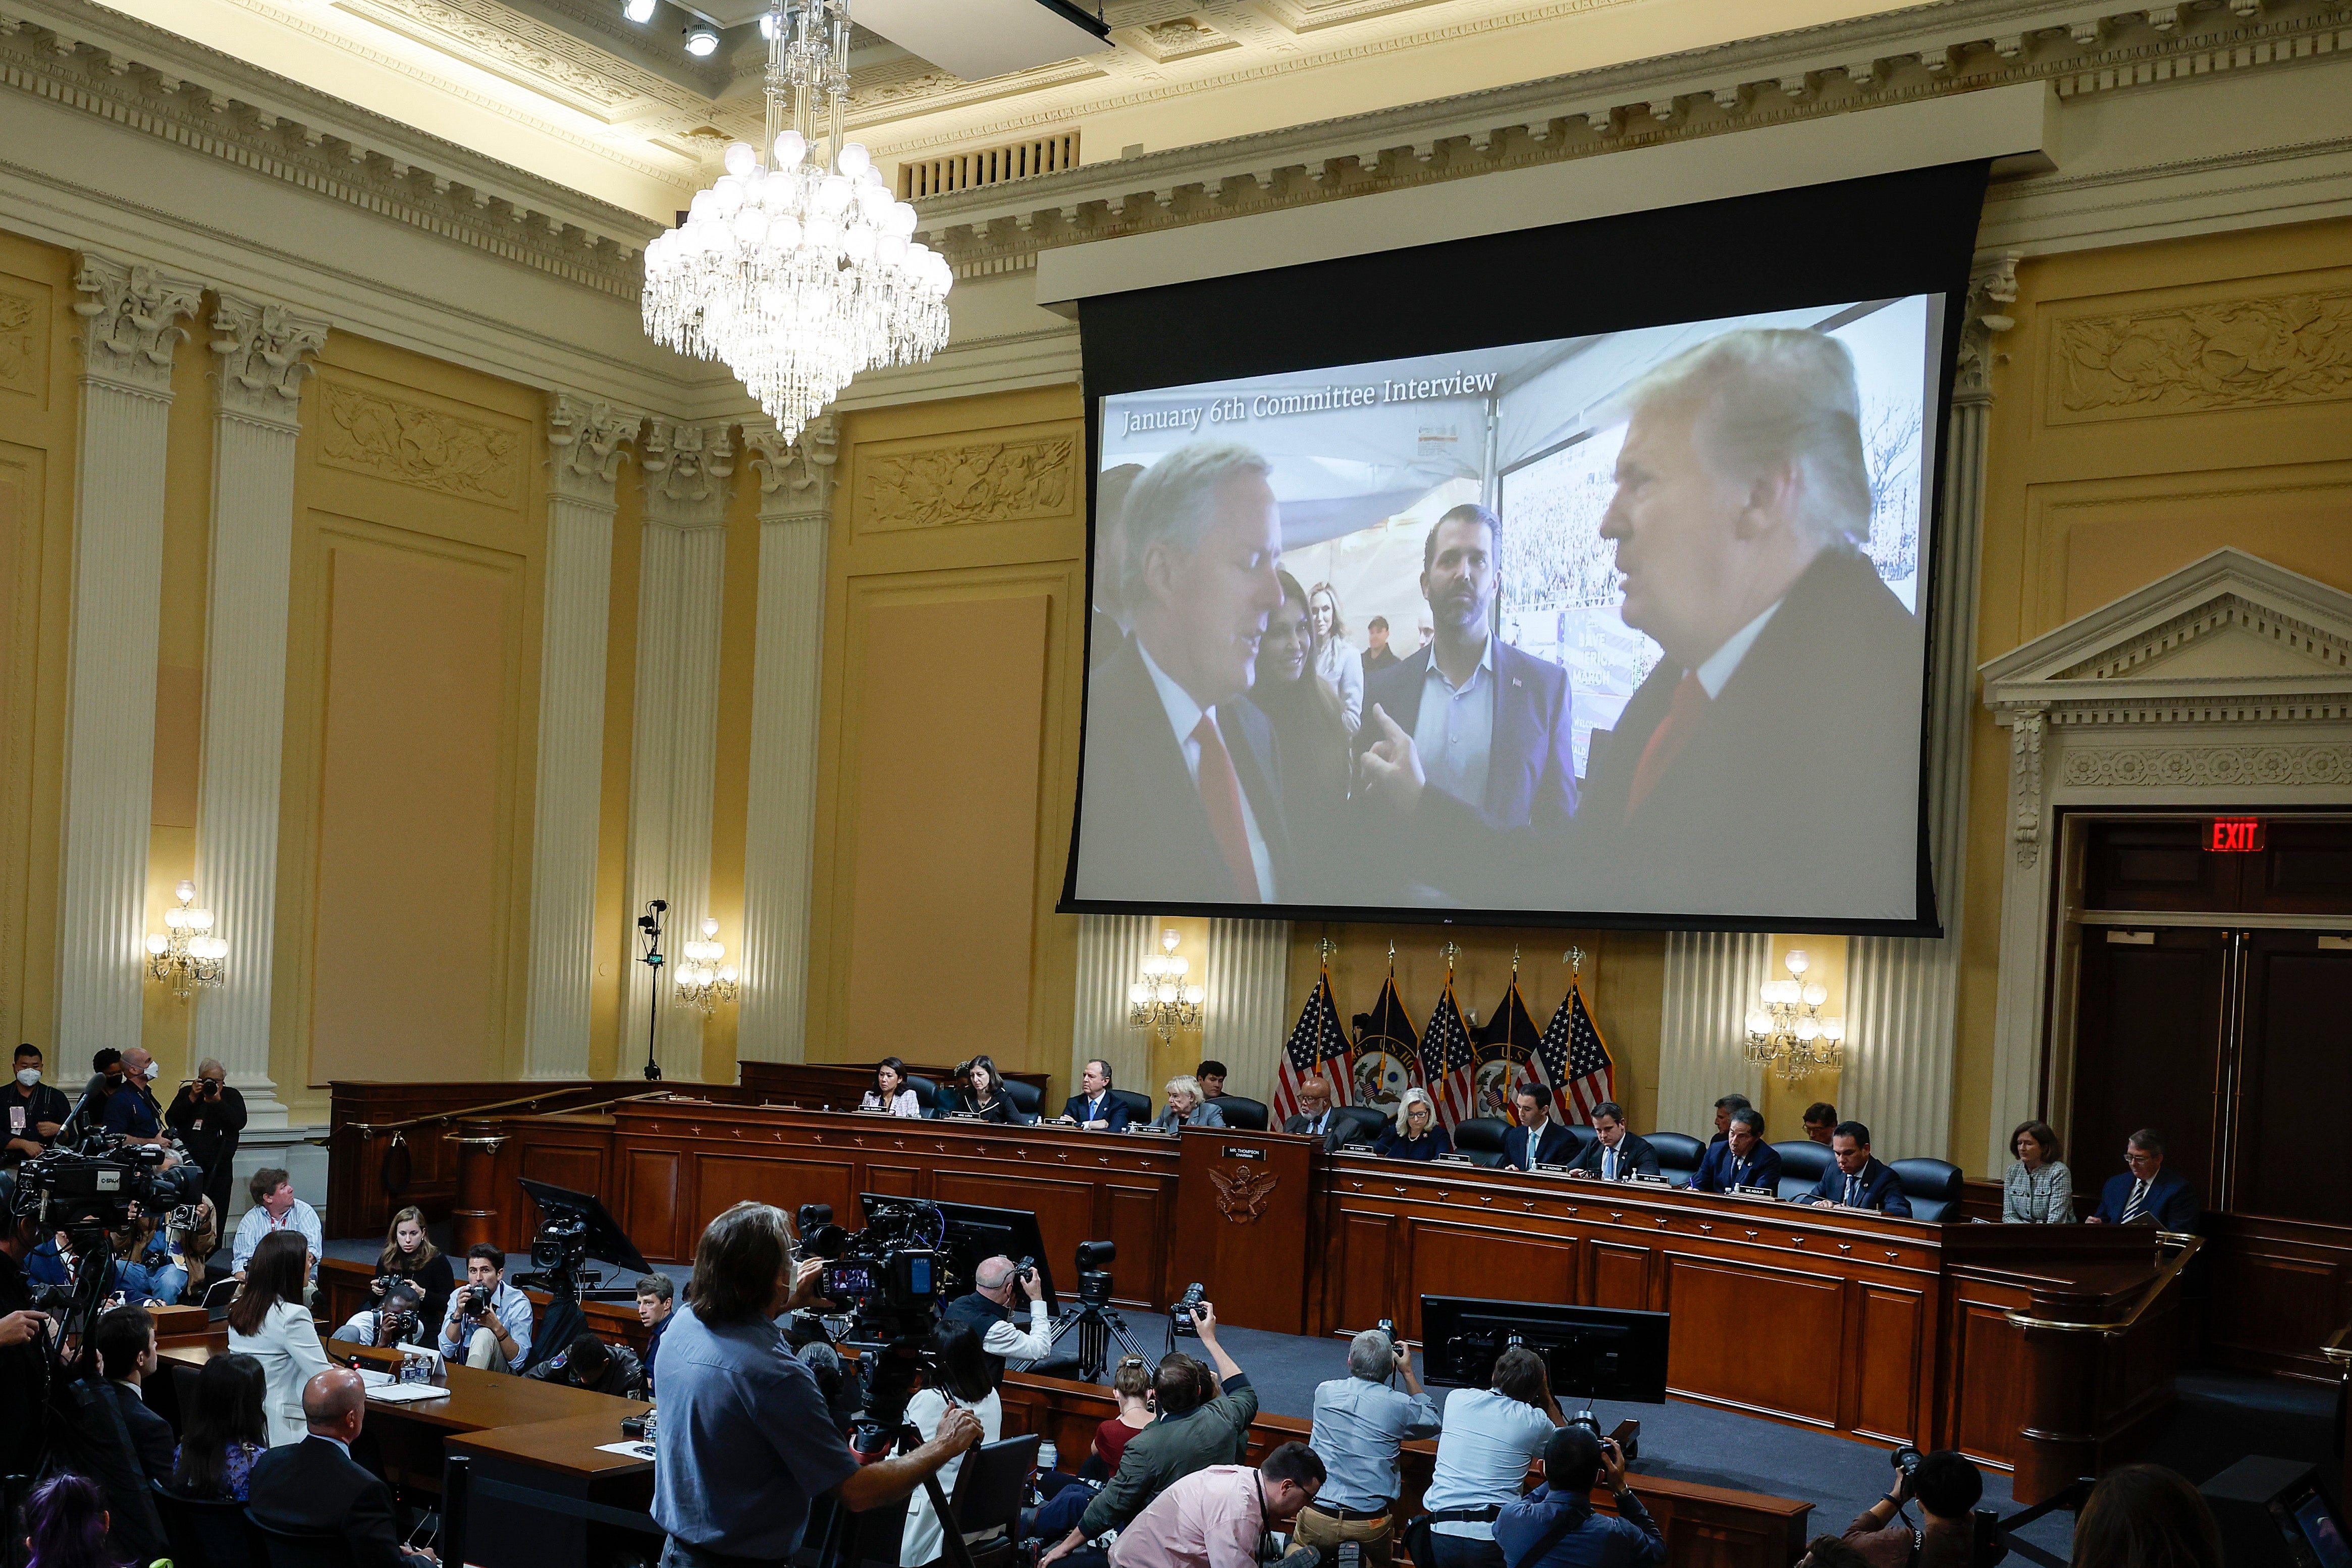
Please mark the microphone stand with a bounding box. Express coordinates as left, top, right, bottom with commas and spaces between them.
638, 899, 667, 1081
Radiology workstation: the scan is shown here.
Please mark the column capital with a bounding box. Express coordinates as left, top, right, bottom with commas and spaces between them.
1954, 250, 2020, 406
642, 419, 736, 529
547, 393, 644, 507
743, 416, 837, 524
73, 251, 205, 397
210, 292, 330, 428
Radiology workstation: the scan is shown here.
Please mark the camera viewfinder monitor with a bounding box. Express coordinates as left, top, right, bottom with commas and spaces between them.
860, 1193, 1060, 1316
1419, 1295, 1669, 1405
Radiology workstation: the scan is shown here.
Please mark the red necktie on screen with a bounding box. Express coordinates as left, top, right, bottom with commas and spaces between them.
1192, 714, 1261, 902
1626, 671, 1709, 815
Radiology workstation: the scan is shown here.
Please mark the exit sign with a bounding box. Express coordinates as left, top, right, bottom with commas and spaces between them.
2208, 819, 2267, 852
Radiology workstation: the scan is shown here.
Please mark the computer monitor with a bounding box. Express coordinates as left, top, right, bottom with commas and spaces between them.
1418, 1296, 1669, 1406
2203, 1457, 2351, 1568
858, 1193, 1060, 1316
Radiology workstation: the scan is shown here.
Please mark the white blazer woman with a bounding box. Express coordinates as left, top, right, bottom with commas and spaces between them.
899, 1324, 1004, 1566
227, 1231, 331, 1446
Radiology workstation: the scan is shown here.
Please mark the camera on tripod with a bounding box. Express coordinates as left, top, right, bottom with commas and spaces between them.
531, 1211, 590, 1272
794, 1201, 945, 1341
1169, 1281, 1206, 1335
1075, 1240, 1115, 1308
9, 1133, 205, 1238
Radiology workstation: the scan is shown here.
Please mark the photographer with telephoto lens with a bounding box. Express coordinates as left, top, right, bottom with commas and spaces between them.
1842, 1447, 1983, 1568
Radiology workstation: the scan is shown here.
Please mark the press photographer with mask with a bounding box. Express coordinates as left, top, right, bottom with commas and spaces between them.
6, 1044, 70, 1169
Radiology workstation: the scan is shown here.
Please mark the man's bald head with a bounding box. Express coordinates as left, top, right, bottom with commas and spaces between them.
303, 1366, 367, 1438
122, 1047, 153, 1076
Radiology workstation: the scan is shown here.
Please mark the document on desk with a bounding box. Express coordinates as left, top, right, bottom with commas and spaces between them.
366, 1383, 454, 1404
596, 1441, 659, 1460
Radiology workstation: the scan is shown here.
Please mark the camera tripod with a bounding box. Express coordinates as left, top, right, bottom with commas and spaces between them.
1049, 1292, 1149, 1383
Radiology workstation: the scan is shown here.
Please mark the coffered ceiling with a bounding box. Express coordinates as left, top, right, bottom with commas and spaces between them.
99, 0, 1915, 222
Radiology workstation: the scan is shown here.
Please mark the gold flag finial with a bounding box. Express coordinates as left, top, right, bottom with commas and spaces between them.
1441, 940, 1460, 976
1565, 945, 1586, 978
1512, 945, 1521, 977
1319, 936, 1337, 967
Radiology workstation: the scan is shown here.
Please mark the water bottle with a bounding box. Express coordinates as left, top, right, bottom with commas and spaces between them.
1037, 1439, 1058, 1476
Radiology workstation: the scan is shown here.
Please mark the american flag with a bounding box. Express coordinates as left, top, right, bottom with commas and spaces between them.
1420, 976, 1477, 1129
1534, 979, 1616, 1123
1474, 977, 1547, 1122
1273, 963, 1349, 1124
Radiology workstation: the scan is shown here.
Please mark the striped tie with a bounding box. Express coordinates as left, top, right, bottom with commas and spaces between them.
1844, 1174, 1858, 1207
2121, 1179, 2150, 1224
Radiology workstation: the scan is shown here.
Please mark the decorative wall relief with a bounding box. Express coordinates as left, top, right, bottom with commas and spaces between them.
2051, 286, 2352, 420
318, 382, 523, 505
2059, 743, 2352, 789
0, 283, 42, 397
857, 436, 1074, 532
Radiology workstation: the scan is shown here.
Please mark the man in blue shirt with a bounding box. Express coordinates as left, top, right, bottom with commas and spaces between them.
1693, 1109, 1782, 1196
2086, 1128, 2199, 1231
99, 1048, 168, 1149
1492, 1426, 1663, 1568
1796, 1122, 1911, 1216
1297, 1329, 1440, 1566
438, 1243, 534, 1372
654, 1201, 980, 1568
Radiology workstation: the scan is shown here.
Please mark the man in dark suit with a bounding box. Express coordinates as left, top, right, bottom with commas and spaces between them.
91, 1304, 174, 1485
1708, 1094, 1751, 1146
1566, 1102, 1659, 1182
1796, 1121, 1911, 1216
2087, 1128, 2199, 1230
1060, 1058, 1132, 1132
1074, 441, 1292, 906
250, 1367, 437, 1566
1355, 505, 1575, 900
1284, 1078, 1346, 1150
1502, 1086, 1577, 1171
1693, 1108, 1781, 1195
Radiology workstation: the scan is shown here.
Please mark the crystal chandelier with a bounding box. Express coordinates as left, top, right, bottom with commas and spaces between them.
146, 879, 227, 1001
642, 0, 952, 443
676, 917, 739, 1015
1129, 929, 1205, 1044
1744, 948, 1846, 1083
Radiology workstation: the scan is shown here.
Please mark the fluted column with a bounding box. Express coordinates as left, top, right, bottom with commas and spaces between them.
623, 421, 733, 1080
1845, 256, 2017, 1170
1655, 931, 1769, 1133
188, 293, 328, 1123
1072, 914, 1157, 1103
1202, 918, 1292, 1105
56, 254, 205, 1057
734, 418, 835, 1065
522, 395, 640, 1079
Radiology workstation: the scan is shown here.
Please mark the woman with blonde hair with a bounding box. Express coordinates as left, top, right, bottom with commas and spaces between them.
1150, 1075, 1224, 1131
1309, 581, 1365, 734
1376, 1087, 1451, 1162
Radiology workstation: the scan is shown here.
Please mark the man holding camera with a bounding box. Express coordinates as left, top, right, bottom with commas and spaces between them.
1296, 1328, 1437, 1567
943, 1253, 1057, 1375
526, 1329, 646, 1397
333, 1279, 437, 1350
1842, 1449, 1982, 1568
165, 1058, 247, 1219
1493, 1426, 1663, 1568
438, 1243, 532, 1372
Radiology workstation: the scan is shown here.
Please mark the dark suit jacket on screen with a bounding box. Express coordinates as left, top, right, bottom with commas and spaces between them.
248, 1435, 433, 1568
1692, 1141, 1783, 1195
1074, 636, 1291, 905
1567, 1131, 1661, 1181
1358, 641, 1578, 831
1061, 1092, 1133, 1133
1800, 1157, 1913, 1217
2092, 1168, 2199, 1230
1503, 1120, 1578, 1171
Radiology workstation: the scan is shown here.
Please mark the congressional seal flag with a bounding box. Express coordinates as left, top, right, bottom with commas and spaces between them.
1347, 948, 1418, 1114
1535, 949, 1616, 1123
1274, 955, 1349, 1124
1420, 953, 1477, 1129
1472, 962, 1545, 1125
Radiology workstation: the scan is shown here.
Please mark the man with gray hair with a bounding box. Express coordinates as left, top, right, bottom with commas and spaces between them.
1298, 1326, 1439, 1566
1076, 440, 1292, 904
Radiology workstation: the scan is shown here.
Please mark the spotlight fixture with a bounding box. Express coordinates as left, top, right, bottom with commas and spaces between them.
622, 0, 656, 22
683, 23, 719, 55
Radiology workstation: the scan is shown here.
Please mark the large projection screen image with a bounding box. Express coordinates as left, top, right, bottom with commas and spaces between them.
1072, 298, 1940, 926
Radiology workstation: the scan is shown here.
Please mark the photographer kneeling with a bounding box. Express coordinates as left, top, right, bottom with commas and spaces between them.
1494, 1426, 1662, 1568
525, 1329, 646, 1398
333, 1277, 436, 1350
437, 1243, 532, 1373
1842, 1449, 1981, 1568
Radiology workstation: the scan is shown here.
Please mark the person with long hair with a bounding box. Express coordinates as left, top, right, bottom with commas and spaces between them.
375, 1205, 456, 1328
170, 1350, 269, 1500
21, 1472, 119, 1568
1094, 1354, 1156, 1472
1375, 1087, 1452, 1161
863, 1057, 924, 1118
898, 1321, 1004, 1566
2070, 1464, 2223, 1568
1309, 580, 1365, 735
1252, 568, 1353, 881
2002, 1120, 2075, 1224
227, 1229, 330, 1446
952, 1055, 1015, 1123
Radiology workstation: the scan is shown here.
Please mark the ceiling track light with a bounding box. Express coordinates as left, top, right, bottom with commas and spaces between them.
683, 23, 720, 56
622, 0, 656, 22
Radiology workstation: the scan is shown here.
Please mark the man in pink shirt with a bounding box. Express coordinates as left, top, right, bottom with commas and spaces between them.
1110, 1443, 1326, 1568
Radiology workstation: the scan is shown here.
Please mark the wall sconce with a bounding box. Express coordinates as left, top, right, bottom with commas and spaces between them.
1128, 928, 1204, 1043
676, 916, 738, 1014
1744, 947, 1845, 1082
147, 879, 226, 1001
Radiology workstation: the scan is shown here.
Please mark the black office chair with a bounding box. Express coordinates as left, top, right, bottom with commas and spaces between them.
152, 1480, 270, 1568
898, 1073, 939, 1114
1002, 1079, 1042, 1117
1647, 1132, 1707, 1188
1331, 1105, 1389, 1150
1209, 1096, 1268, 1131
1557, 1123, 1599, 1164
1890, 1157, 1964, 1221
946, 1433, 1043, 1568
250, 1516, 358, 1568
1773, 1140, 1833, 1203
1106, 1088, 1153, 1126
1450, 1117, 1508, 1167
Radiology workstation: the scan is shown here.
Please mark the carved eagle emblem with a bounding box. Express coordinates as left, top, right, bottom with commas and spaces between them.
1208, 1162, 1280, 1223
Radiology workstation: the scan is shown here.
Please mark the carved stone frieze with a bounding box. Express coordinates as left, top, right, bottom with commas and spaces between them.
743, 416, 838, 520
1130, 18, 1236, 63
71, 253, 204, 397
334, 0, 703, 118
641, 419, 736, 528
209, 293, 330, 426
2058, 743, 2352, 789
2050, 285, 2352, 421
856, 436, 1075, 532
546, 392, 642, 506
0, 282, 41, 396
317, 380, 524, 504
2007, 709, 2046, 869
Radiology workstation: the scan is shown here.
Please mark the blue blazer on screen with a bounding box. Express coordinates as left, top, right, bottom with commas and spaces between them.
1060, 1092, 1133, 1133
1800, 1156, 1912, 1217
1503, 1120, 1577, 1171
2092, 1168, 2198, 1230
1693, 1141, 1782, 1196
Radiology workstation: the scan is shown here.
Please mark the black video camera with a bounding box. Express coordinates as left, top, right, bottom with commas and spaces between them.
1890, 1446, 2007, 1568
1169, 1281, 1206, 1335
796, 1200, 944, 1338
9, 1133, 205, 1238
531, 1210, 591, 1272
1076, 1240, 1116, 1308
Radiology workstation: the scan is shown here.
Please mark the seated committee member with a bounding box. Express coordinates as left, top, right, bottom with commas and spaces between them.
942, 1254, 1056, 1375
2087, 1128, 2198, 1230
233, 1167, 324, 1283
1195, 1061, 1228, 1102
952, 1055, 1018, 1123
1803, 1103, 1839, 1146
1797, 1122, 1911, 1216
1376, 1088, 1451, 1161
1423, 1347, 1562, 1568
1567, 1103, 1657, 1183
1061, 1058, 1133, 1132
1694, 1108, 1781, 1195
863, 1057, 924, 1117
228, 1229, 331, 1447
1285, 1078, 1344, 1148
1494, 1427, 1662, 1568
1709, 1095, 1752, 1145
1298, 1330, 1438, 1566
1152, 1075, 1225, 1131
2002, 1120, 2075, 1224
526, 1330, 646, 1397
438, 1243, 532, 1372
248, 1368, 437, 1567
1106, 1443, 1325, 1568
1071, 441, 1292, 906
656, 1202, 983, 1566
1842, 1449, 1981, 1568
1503, 1087, 1576, 1171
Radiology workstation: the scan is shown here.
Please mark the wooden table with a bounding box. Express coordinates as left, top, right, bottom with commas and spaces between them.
447, 1415, 659, 1568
